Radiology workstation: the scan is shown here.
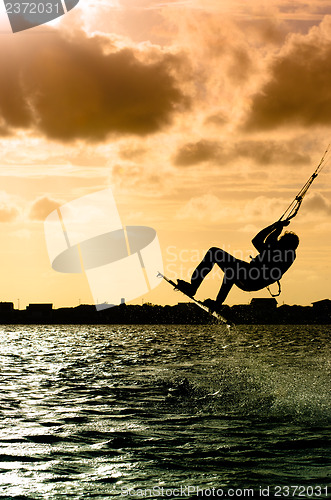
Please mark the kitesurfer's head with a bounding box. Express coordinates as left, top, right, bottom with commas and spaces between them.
278, 231, 299, 250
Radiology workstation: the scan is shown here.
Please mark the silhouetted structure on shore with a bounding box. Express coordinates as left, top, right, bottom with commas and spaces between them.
0, 298, 330, 324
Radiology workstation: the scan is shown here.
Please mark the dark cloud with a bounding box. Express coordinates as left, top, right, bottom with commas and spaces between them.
244, 20, 331, 130
228, 47, 254, 84
0, 192, 20, 222
173, 140, 227, 166
304, 192, 331, 215
238, 18, 288, 46
173, 138, 310, 167
119, 145, 148, 161
279, 2, 310, 15
29, 196, 62, 220
314, 5, 331, 16
0, 124, 10, 137
0, 29, 188, 141
0, 206, 19, 222
234, 140, 310, 166
205, 112, 228, 127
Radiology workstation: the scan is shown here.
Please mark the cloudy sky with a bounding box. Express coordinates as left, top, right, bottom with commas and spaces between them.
0, 0, 330, 309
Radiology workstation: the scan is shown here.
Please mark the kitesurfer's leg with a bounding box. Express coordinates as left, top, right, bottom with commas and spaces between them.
203, 276, 234, 313
177, 247, 238, 296
195, 248, 251, 311
204, 264, 237, 312
191, 247, 234, 286
215, 277, 234, 305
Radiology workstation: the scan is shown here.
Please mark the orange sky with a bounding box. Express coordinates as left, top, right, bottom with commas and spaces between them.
0, 0, 330, 309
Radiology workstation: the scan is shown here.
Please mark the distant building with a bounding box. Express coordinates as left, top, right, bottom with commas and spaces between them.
250, 298, 278, 310
0, 302, 14, 321
312, 299, 331, 312
0, 302, 14, 313
26, 303, 53, 320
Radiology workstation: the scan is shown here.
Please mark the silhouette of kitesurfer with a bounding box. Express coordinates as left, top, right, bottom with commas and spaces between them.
176, 220, 299, 313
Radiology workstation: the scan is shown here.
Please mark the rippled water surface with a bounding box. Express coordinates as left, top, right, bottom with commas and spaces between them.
0, 324, 330, 499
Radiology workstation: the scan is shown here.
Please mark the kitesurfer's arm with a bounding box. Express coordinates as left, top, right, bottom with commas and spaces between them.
252, 221, 289, 252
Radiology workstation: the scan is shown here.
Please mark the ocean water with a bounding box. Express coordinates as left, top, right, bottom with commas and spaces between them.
0, 324, 330, 500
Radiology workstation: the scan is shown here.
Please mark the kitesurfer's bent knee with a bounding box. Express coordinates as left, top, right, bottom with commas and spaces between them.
176, 247, 243, 299
190, 247, 249, 290
178, 246, 268, 305
192, 247, 235, 282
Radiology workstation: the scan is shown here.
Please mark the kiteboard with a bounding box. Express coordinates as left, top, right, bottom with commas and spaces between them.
157, 272, 231, 327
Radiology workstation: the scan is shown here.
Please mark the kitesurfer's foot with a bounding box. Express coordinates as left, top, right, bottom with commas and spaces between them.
203, 299, 222, 314
176, 279, 197, 297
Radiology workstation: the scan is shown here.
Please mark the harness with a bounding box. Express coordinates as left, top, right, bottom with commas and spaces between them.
267, 281, 281, 298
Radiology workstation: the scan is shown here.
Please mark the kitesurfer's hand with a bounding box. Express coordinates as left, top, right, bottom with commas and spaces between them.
274, 220, 290, 227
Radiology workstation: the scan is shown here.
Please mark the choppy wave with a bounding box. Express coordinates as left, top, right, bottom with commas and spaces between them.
0, 324, 329, 499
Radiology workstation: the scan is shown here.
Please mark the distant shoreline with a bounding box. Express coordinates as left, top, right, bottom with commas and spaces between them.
0, 299, 330, 325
